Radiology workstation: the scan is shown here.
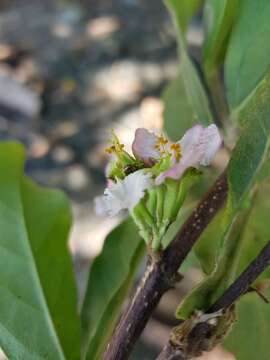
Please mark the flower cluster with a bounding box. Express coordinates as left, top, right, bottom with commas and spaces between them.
95, 124, 222, 251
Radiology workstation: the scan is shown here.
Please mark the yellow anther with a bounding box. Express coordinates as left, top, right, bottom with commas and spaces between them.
155, 135, 168, 156
105, 145, 116, 154
111, 130, 125, 152
170, 143, 181, 162
157, 135, 168, 145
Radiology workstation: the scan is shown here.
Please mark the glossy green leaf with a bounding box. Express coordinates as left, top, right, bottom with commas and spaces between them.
203, 0, 239, 76
225, 0, 270, 110
81, 218, 144, 360
0, 142, 80, 360
224, 288, 270, 359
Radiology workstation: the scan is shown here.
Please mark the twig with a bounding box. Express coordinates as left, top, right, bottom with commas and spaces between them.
103, 173, 228, 360
209, 239, 270, 312
157, 240, 270, 360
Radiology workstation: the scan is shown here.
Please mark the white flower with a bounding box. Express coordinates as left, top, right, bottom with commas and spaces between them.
95, 170, 153, 216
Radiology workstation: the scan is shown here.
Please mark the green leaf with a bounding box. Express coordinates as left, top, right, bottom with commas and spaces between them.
0, 142, 80, 360
224, 289, 270, 360
180, 51, 213, 125
177, 69, 270, 317
164, 0, 202, 33
194, 208, 225, 275
163, 0, 212, 140
234, 184, 270, 280
81, 218, 144, 360
256, 150, 270, 182
227, 71, 270, 210
225, 0, 270, 110
162, 74, 196, 142
203, 0, 239, 76
221, 186, 270, 360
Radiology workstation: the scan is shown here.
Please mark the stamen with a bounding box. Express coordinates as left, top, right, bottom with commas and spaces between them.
157, 135, 168, 145
105, 145, 116, 154
155, 135, 169, 156
170, 143, 181, 162
113, 140, 125, 153
111, 129, 126, 153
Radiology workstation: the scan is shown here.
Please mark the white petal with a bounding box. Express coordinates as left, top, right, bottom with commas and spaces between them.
132, 128, 160, 165
94, 170, 153, 216
94, 195, 121, 217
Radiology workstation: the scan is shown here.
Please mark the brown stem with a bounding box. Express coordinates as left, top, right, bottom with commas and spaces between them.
157, 239, 270, 360
103, 173, 228, 360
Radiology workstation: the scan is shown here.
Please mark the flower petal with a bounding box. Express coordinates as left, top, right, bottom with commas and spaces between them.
199, 124, 222, 166
132, 128, 160, 166
179, 124, 204, 160
155, 124, 222, 184
95, 170, 153, 216
179, 124, 222, 166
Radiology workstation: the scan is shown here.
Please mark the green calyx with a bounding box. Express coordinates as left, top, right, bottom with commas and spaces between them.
131, 168, 201, 253
150, 153, 171, 177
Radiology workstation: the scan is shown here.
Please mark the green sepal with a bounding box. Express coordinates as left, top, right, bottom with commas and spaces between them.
165, 168, 201, 222
151, 155, 171, 177
156, 185, 165, 226
107, 160, 125, 180
133, 168, 201, 253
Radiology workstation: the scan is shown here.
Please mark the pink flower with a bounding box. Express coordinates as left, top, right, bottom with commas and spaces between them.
132, 124, 222, 185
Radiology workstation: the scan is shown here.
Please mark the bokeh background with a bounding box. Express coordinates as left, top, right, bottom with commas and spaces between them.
0, 1, 233, 358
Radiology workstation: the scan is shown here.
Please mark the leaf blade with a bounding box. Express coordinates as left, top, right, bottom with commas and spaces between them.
203, 0, 239, 75
225, 0, 270, 110
81, 218, 144, 360
0, 142, 80, 360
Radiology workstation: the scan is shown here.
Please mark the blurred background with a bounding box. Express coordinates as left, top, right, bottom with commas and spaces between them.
0, 0, 232, 359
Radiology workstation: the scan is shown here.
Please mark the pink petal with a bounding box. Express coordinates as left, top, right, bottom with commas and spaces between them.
179, 124, 204, 157
132, 128, 160, 166
155, 124, 222, 184
155, 162, 186, 185
179, 124, 222, 168
199, 124, 222, 166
